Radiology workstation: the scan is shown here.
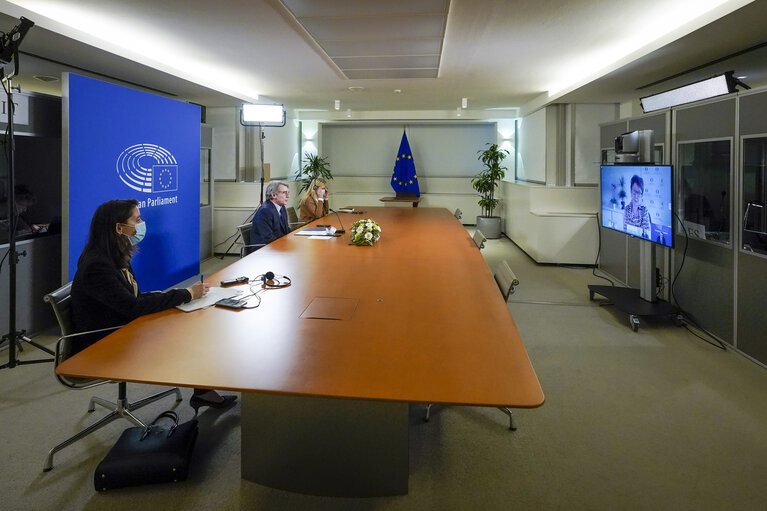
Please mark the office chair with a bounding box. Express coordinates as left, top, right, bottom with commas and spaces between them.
42, 282, 183, 471
472, 229, 487, 249
494, 260, 519, 301
237, 223, 265, 257
286, 206, 307, 231
454, 208, 463, 221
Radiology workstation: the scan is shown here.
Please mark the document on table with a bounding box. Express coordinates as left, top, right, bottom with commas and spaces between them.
294, 227, 336, 236
176, 286, 244, 312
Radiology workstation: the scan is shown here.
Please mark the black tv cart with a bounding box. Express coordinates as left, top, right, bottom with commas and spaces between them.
588, 285, 679, 331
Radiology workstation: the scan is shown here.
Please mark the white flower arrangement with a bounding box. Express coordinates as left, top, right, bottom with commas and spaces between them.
349, 218, 381, 246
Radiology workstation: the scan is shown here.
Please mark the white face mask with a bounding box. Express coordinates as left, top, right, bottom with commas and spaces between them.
124, 221, 146, 245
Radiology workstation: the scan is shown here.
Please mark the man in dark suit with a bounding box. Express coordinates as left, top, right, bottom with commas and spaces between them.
251, 180, 291, 245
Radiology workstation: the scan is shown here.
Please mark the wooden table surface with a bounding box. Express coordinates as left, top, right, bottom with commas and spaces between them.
58, 207, 544, 409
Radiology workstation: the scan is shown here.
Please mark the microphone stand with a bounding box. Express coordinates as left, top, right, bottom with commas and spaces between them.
328, 208, 345, 234
1, 16, 55, 370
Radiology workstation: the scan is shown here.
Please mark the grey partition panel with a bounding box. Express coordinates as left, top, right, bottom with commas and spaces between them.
739, 92, 767, 134
676, 99, 736, 140
601, 121, 628, 149
629, 113, 667, 137
738, 90, 767, 364
673, 237, 733, 343
599, 227, 627, 283
671, 99, 736, 344
1, 235, 61, 335
626, 236, 642, 289
599, 122, 630, 282
200, 205, 212, 259
737, 253, 767, 364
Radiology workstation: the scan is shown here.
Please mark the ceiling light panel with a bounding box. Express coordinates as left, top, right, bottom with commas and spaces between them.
280, 0, 449, 80
333, 56, 440, 70
345, 69, 439, 80
322, 39, 443, 58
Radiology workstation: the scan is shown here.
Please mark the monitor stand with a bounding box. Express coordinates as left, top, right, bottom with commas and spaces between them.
588, 239, 678, 331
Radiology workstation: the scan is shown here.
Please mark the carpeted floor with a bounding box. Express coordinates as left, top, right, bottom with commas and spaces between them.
2, 236, 766, 511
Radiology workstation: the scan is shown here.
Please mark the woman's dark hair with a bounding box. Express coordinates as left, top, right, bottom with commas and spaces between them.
630, 174, 644, 193
79, 199, 138, 268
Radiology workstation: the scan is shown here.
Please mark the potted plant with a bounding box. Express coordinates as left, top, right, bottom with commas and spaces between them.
296, 152, 333, 194
471, 143, 509, 239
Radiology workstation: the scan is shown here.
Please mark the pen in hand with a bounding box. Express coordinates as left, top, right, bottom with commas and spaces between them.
188, 275, 210, 300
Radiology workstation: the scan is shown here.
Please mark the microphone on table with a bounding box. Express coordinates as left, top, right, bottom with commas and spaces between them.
328, 208, 346, 234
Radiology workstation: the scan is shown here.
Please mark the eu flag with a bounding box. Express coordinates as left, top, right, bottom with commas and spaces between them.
152, 164, 178, 192
391, 131, 420, 197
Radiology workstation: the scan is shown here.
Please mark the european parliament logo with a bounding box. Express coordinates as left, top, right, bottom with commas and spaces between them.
116, 143, 179, 193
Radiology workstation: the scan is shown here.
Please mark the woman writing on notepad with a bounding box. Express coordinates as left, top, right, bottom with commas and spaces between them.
70, 199, 236, 413
298, 177, 330, 223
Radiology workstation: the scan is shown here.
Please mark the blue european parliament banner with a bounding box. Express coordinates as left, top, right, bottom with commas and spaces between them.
65, 73, 200, 291
391, 131, 420, 196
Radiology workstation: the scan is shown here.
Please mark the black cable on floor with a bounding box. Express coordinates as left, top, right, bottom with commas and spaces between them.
592, 212, 615, 286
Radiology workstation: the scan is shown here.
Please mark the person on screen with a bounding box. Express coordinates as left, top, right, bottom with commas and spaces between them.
623, 174, 651, 239
70, 199, 236, 413
298, 177, 329, 223
251, 180, 290, 245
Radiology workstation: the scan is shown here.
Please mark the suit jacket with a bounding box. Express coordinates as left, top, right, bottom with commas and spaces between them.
299, 195, 329, 223
251, 200, 289, 245
70, 251, 191, 355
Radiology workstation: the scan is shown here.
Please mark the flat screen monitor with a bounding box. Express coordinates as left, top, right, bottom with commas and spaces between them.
600, 164, 674, 248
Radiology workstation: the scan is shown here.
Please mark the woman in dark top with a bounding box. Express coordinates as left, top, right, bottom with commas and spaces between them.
70, 199, 236, 413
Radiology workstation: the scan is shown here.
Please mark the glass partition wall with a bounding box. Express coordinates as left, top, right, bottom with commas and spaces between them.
677, 139, 732, 245
742, 135, 767, 256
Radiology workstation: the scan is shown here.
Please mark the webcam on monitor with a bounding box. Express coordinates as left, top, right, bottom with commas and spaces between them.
615, 130, 654, 164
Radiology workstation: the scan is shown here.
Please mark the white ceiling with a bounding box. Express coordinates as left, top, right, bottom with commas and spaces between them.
1, 0, 766, 117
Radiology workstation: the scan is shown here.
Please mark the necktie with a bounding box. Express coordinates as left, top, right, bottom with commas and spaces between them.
280, 207, 288, 233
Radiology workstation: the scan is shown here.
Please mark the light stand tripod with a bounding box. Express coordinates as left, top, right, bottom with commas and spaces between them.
219, 125, 266, 258
0, 16, 54, 370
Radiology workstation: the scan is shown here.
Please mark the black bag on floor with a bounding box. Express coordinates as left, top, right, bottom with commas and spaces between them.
94, 410, 198, 491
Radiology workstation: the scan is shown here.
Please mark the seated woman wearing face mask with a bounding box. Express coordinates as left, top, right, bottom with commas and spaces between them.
70, 199, 236, 413
298, 178, 330, 223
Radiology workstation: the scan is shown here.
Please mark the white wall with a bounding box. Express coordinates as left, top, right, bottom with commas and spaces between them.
503, 181, 599, 264
573, 104, 619, 185
517, 109, 546, 183
321, 123, 496, 177
207, 107, 237, 180
264, 117, 300, 179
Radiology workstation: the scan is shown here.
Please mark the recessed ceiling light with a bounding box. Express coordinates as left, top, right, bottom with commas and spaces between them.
347, 86, 365, 92
33, 75, 59, 83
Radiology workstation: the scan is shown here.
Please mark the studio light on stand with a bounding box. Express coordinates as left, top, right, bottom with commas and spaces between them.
223, 104, 286, 257
240, 103, 286, 203
1, 16, 55, 371
640, 71, 750, 113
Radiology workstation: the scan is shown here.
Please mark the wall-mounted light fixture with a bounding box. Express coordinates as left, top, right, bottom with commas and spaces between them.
461, 97, 467, 109
346, 108, 352, 118
240, 103, 286, 126
640, 71, 749, 113
334, 99, 340, 110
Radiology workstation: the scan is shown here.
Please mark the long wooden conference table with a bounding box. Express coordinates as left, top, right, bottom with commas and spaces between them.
58, 206, 544, 497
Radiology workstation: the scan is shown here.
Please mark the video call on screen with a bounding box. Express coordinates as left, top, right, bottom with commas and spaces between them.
600, 165, 673, 248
